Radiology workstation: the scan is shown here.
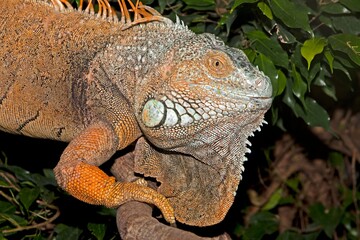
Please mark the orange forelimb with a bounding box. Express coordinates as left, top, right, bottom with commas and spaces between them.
54, 121, 175, 223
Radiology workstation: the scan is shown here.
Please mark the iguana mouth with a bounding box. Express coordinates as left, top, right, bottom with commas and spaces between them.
141, 93, 272, 129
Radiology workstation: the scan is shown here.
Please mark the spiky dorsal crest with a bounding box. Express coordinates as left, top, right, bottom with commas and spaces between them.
49, 0, 171, 29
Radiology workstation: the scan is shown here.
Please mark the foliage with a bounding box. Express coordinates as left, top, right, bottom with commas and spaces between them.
0, 154, 118, 239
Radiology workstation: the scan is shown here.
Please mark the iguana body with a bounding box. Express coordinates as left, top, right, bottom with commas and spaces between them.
0, 0, 272, 226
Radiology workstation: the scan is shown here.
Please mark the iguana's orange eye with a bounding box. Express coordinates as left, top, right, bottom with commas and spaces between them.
204, 51, 234, 78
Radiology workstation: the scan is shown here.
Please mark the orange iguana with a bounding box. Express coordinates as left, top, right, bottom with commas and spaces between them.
0, 0, 272, 226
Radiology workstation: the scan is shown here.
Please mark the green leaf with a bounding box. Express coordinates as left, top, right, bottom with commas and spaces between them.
301, 38, 327, 69
243, 49, 256, 62
277, 230, 319, 240
0, 213, 28, 227
54, 224, 82, 240
341, 186, 359, 211
189, 22, 206, 34
291, 45, 310, 81
0, 175, 10, 187
333, 60, 352, 80
30, 173, 57, 187
328, 152, 344, 168
88, 223, 106, 240
0, 201, 16, 215
96, 206, 117, 217
218, 10, 238, 36
253, 53, 278, 90
276, 230, 303, 240
244, 212, 278, 240
257, 2, 273, 20
342, 211, 359, 238
19, 187, 40, 211
141, 0, 154, 4
40, 188, 58, 204
291, 64, 307, 106
3, 165, 32, 182
278, 195, 295, 205
324, 49, 334, 73
313, 69, 338, 101
274, 69, 287, 96
157, 0, 166, 13
1, 165, 55, 187
283, 80, 297, 111
303, 232, 322, 240
42, 169, 53, 178
269, 0, 311, 32
183, 0, 215, 10
283, 81, 331, 130
318, 15, 335, 31
246, 30, 288, 68
285, 178, 300, 192
329, 34, 360, 66
231, 0, 258, 11
300, 97, 331, 130
335, 54, 358, 69
307, 61, 321, 85
309, 203, 343, 237
233, 223, 245, 237
340, 0, 360, 12
271, 106, 282, 129
332, 16, 360, 35
262, 189, 282, 210
321, 2, 351, 14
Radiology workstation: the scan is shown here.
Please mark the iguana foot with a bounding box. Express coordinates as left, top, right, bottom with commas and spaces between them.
63, 162, 175, 224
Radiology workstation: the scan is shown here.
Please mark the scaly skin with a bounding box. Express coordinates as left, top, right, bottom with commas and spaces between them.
0, 0, 272, 226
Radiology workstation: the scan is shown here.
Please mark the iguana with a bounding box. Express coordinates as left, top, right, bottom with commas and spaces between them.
0, 0, 272, 226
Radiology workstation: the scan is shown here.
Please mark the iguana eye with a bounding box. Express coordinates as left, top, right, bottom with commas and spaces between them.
209, 58, 223, 68
204, 51, 234, 78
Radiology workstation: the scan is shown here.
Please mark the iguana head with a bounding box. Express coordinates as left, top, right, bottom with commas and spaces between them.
135, 31, 272, 152
132, 23, 272, 226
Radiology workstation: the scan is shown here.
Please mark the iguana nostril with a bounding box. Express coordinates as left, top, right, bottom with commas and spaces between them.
255, 78, 263, 87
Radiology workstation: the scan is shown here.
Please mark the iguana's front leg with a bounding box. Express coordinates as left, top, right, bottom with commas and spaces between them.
53, 120, 175, 223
